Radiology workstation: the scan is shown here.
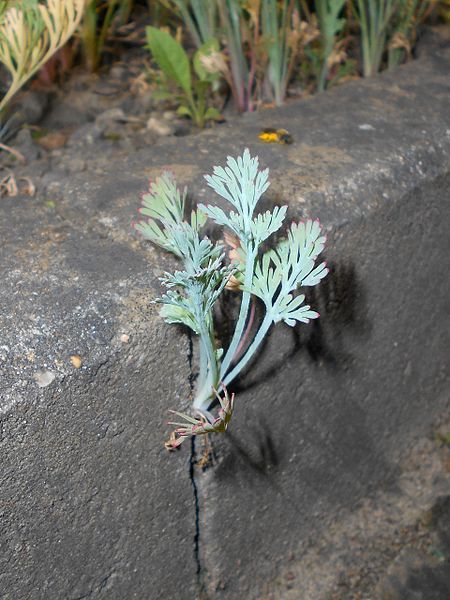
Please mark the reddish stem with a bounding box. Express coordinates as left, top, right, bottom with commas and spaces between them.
232, 297, 256, 362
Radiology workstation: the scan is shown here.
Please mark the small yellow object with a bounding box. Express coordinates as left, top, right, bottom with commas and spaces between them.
70, 355, 82, 369
258, 128, 293, 145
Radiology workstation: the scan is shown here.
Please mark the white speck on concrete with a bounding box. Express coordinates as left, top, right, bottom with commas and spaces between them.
33, 370, 56, 388
359, 124, 375, 131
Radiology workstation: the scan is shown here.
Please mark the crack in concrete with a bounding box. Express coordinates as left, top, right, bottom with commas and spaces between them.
190, 437, 202, 585
187, 332, 207, 599
70, 593, 92, 600
69, 570, 115, 599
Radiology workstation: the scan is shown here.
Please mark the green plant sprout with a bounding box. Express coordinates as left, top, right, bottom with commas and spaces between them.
161, 0, 219, 49
387, 0, 432, 70
134, 149, 328, 449
146, 26, 221, 128
80, 0, 133, 72
315, 0, 346, 91
354, 0, 396, 77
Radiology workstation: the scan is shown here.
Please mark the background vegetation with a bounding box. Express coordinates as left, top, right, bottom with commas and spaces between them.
0, 0, 447, 130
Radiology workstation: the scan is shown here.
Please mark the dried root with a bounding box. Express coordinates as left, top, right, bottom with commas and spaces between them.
165, 387, 235, 451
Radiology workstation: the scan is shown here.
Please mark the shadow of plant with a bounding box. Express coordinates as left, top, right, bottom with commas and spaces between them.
209, 416, 287, 492
302, 259, 372, 366
218, 258, 372, 396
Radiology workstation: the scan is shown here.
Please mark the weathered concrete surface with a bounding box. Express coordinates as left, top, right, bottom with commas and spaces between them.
0, 204, 198, 598
198, 173, 450, 599
1, 26, 450, 600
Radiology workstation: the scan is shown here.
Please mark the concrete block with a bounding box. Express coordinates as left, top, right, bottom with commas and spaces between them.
1, 26, 449, 600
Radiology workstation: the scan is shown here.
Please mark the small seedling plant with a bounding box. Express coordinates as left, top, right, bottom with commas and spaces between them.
146, 26, 221, 128
134, 149, 328, 449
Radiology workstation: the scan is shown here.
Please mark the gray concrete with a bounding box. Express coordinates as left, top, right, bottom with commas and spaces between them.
1, 26, 450, 600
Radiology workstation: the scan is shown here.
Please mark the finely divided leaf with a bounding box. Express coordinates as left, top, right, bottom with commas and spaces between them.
248, 250, 283, 306
301, 262, 329, 286
204, 149, 270, 223
274, 293, 319, 327
190, 208, 207, 231
250, 219, 328, 324
134, 219, 180, 257
160, 300, 200, 334
135, 172, 186, 256
250, 205, 287, 243
198, 203, 243, 238
139, 172, 185, 225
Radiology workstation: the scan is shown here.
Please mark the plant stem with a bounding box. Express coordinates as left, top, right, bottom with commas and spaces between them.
246, 5, 259, 112
219, 247, 256, 378
0, 140, 25, 163
222, 312, 273, 387
219, 0, 247, 111
170, 0, 202, 48
197, 333, 208, 391
233, 297, 256, 360
96, 0, 118, 70
356, 0, 396, 77
193, 316, 218, 410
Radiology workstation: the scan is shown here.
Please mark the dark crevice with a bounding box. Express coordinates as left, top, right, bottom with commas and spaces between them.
70, 593, 92, 600
190, 437, 202, 584
187, 331, 207, 598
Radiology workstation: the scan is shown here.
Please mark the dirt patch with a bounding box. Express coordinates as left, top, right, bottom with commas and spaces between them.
259, 418, 450, 600
288, 144, 354, 169
143, 163, 200, 184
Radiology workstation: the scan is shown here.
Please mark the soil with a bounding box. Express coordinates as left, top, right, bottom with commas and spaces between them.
259, 417, 450, 600
0, 24, 444, 204
0, 28, 304, 201
0, 45, 199, 199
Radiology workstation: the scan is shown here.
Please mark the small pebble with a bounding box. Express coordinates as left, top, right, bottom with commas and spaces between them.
70, 355, 82, 368
37, 131, 68, 150
33, 370, 55, 388
66, 158, 86, 174
146, 116, 173, 136
162, 111, 176, 121
95, 108, 126, 133
359, 123, 375, 131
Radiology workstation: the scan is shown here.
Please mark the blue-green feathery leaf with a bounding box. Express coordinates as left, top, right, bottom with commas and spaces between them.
139, 172, 185, 224
250, 205, 288, 243
250, 249, 283, 306
190, 208, 207, 231
198, 203, 244, 238
135, 172, 186, 256
159, 295, 200, 334
274, 293, 319, 327
249, 219, 328, 326
157, 247, 235, 335
204, 148, 270, 226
